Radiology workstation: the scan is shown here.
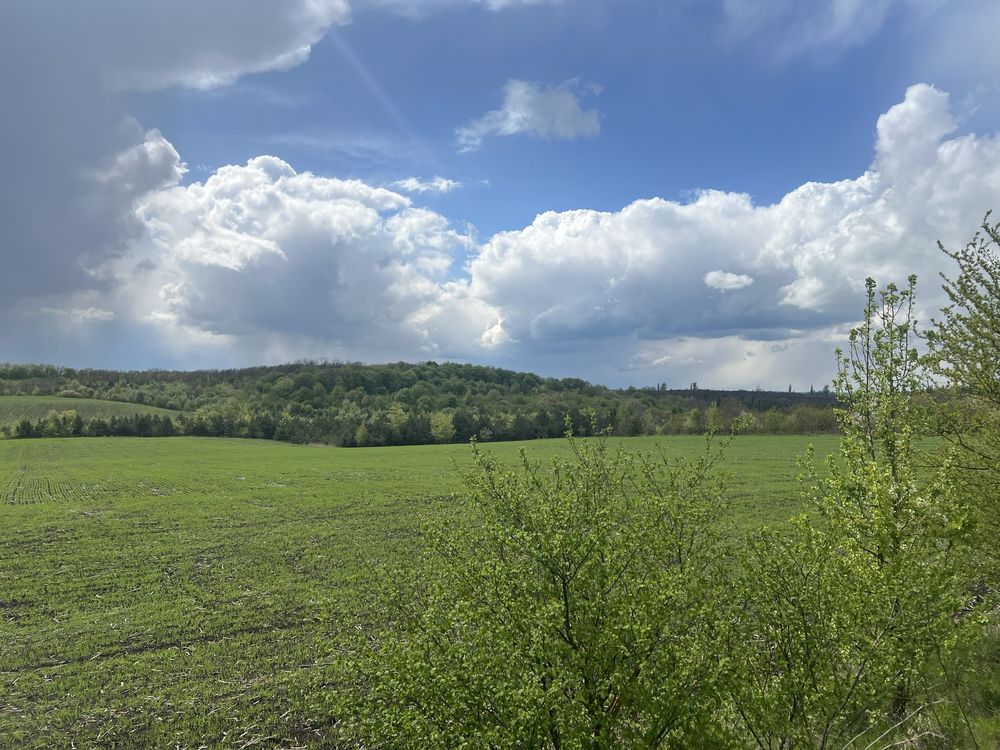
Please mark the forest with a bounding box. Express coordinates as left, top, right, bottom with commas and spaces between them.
0, 361, 837, 446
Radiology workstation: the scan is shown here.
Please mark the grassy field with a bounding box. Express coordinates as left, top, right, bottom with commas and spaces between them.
0, 435, 834, 747
0, 395, 180, 423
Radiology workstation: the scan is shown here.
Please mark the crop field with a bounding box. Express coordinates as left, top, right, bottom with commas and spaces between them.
0, 395, 180, 423
0, 435, 836, 748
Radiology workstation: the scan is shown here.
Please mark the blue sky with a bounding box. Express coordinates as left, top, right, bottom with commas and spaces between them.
4, 1, 1000, 388
126, 1, 913, 234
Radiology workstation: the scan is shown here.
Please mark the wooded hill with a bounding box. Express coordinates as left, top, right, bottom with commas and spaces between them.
0, 361, 836, 446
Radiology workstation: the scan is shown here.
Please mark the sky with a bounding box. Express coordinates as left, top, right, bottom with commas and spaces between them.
3, 0, 1000, 389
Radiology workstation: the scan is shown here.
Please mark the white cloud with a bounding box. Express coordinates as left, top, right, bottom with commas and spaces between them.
391, 176, 463, 194
720, 0, 905, 59
456, 79, 602, 152
0, 1, 348, 334
9, 75, 1000, 388
88, 1, 351, 91
704, 270, 755, 291
270, 130, 434, 167
874, 82, 956, 179
719, 0, 1000, 94
74, 308, 118, 323
36, 306, 118, 323
480, 318, 513, 346
361, 0, 561, 17
127, 157, 474, 357
95, 129, 188, 196
623, 333, 844, 391
435, 83, 1000, 385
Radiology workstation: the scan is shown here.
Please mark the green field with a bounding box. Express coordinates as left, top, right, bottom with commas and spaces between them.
0, 395, 180, 423
0, 435, 834, 747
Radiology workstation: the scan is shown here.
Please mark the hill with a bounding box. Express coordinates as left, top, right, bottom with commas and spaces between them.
0, 395, 180, 423
0, 361, 837, 445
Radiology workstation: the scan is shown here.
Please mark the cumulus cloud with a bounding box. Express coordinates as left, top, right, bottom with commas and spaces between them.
95, 129, 187, 194
616, 330, 851, 392
704, 271, 755, 290
462, 192, 793, 347
456, 79, 602, 152
874, 81, 957, 178
431, 83, 1000, 385
0, 1, 348, 309
126, 157, 475, 359
7, 18, 1000, 392
0, 1, 353, 370
391, 176, 463, 194
81, 1, 350, 91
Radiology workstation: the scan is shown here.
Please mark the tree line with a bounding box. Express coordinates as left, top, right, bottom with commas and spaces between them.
4, 411, 179, 439
0, 361, 838, 445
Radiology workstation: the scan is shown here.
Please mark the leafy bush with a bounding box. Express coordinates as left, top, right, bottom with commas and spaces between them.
731, 278, 976, 748
337, 435, 737, 747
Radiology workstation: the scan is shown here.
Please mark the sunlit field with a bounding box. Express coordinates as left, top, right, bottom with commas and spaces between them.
0, 435, 834, 747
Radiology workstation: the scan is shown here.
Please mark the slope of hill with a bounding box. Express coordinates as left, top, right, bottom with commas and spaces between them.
0, 395, 180, 422
0, 361, 837, 445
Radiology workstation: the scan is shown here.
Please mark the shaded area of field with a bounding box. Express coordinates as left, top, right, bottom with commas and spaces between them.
0, 395, 180, 423
0, 435, 834, 747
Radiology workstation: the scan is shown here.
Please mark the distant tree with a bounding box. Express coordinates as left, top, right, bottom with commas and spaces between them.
450, 408, 477, 442
14, 418, 34, 439
401, 411, 433, 445
683, 406, 704, 434
428, 411, 455, 444
705, 402, 723, 433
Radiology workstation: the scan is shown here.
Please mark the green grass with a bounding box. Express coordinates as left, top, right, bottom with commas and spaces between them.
0, 395, 180, 423
0, 435, 835, 747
